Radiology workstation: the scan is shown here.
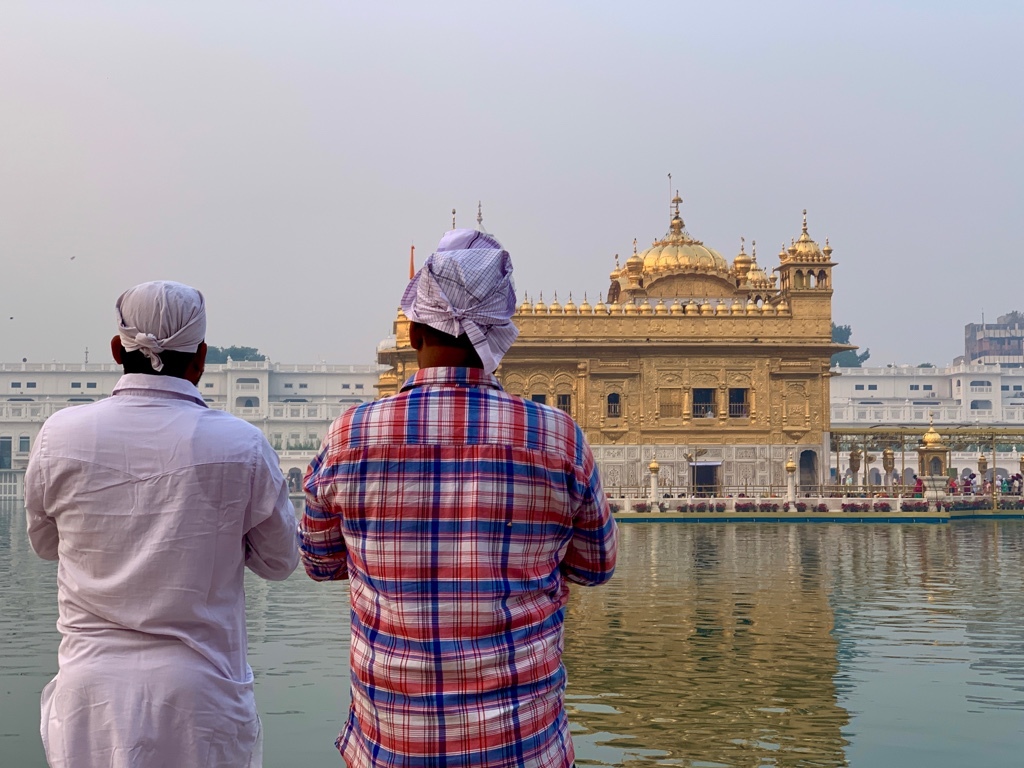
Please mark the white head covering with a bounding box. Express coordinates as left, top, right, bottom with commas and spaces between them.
401, 229, 518, 373
115, 281, 207, 372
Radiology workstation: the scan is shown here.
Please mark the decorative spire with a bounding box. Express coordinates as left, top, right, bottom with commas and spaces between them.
751, 239, 757, 258
451, 208, 456, 229
476, 201, 483, 229
739, 236, 746, 254
802, 208, 808, 234
633, 238, 638, 255
672, 190, 682, 217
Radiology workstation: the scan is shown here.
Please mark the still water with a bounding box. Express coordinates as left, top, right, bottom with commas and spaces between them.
2, 499, 1023, 767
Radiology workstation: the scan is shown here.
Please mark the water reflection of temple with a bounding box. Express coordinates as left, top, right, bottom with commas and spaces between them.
562, 524, 849, 766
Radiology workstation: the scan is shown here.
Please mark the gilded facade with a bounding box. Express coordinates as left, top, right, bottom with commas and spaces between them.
379, 195, 845, 494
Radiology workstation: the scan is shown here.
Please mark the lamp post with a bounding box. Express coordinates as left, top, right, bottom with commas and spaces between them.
882, 447, 895, 493
849, 448, 862, 490
648, 456, 660, 503
785, 453, 797, 504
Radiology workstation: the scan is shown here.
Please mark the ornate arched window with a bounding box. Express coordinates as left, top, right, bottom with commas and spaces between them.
607, 392, 621, 418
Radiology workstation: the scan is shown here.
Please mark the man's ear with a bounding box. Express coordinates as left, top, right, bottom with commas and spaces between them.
409, 322, 425, 351
185, 342, 207, 385
110, 336, 124, 365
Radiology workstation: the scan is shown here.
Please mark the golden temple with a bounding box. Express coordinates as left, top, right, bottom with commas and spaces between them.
378, 195, 847, 494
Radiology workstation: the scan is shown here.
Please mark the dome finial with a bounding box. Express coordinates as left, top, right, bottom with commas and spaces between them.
476, 201, 483, 229
802, 208, 808, 234
452, 208, 457, 230
739, 236, 746, 254
751, 239, 757, 258
633, 238, 638, 255
672, 190, 682, 217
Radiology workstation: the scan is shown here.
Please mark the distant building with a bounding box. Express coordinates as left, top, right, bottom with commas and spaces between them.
830, 364, 1024, 427
0, 360, 381, 487
964, 313, 1024, 368
830, 364, 1024, 484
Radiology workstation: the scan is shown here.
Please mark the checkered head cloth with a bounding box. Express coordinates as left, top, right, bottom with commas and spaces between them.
401, 229, 519, 373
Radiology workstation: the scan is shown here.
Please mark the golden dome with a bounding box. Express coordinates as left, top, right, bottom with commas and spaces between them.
733, 237, 753, 279
922, 425, 944, 447
648, 456, 660, 472
636, 193, 730, 278
579, 293, 592, 314
746, 261, 770, 288
784, 210, 827, 263
639, 300, 653, 315
563, 293, 576, 314
534, 294, 547, 314
654, 300, 668, 315
594, 294, 606, 314
608, 254, 622, 282
669, 299, 684, 315
519, 292, 532, 315
549, 293, 563, 314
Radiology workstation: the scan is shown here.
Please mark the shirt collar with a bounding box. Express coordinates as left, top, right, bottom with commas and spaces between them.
112, 373, 208, 407
400, 366, 504, 392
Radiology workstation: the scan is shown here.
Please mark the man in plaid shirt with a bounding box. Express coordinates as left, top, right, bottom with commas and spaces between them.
301, 229, 618, 767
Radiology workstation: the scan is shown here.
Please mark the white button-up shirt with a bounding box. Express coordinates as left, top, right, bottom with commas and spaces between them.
26, 374, 299, 768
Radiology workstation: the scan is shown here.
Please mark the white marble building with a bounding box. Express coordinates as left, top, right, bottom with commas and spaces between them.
0, 360, 382, 489
831, 364, 1024, 484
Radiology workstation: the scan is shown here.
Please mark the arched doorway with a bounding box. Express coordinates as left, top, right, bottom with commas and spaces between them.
799, 450, 818, 490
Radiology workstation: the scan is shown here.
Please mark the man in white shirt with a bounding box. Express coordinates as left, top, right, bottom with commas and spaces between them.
25, 281, 299, 768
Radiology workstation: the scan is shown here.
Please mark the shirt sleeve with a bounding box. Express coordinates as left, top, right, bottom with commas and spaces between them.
244, 435, 300, 581
561, 434, 618, 586
299, 438, 349, 581
24, 429, 59, 561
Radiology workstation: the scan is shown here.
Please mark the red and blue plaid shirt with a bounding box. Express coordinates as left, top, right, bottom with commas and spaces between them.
301, 366, 617, 767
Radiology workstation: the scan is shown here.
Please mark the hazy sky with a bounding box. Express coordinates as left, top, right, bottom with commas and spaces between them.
1, 1, 1020, 368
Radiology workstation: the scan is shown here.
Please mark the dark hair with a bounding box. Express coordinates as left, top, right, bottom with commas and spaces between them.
120, 348, 197, 378
412, 323, 483, 367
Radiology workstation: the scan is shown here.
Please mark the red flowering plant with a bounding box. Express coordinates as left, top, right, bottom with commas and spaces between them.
734, 501, 755, 513
815, 503, 829, 513
873, 501, 892, 512
899, 500, 929, 512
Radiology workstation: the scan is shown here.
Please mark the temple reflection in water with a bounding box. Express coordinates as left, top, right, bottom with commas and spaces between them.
563, 523, 850, 766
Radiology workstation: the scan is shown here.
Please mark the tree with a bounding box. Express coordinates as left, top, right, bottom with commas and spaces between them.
998, 311, 1024, 327
831, 323, 870, 367
205, 345, 266, 364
